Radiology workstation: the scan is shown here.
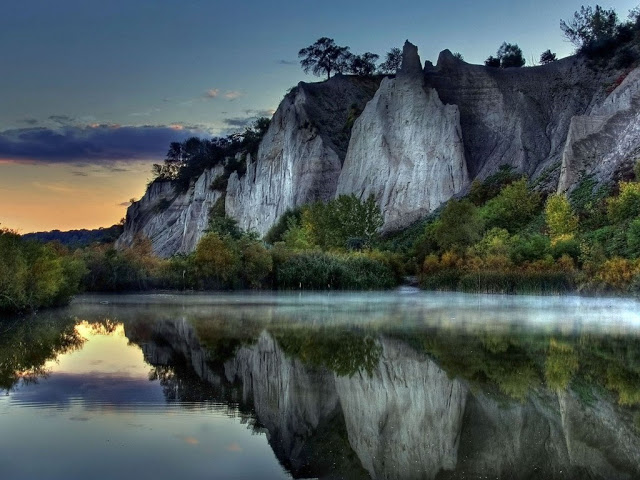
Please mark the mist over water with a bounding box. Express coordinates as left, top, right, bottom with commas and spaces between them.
2, 291, 640, 479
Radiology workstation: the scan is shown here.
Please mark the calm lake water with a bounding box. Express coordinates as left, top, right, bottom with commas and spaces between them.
2, 291, 640, 479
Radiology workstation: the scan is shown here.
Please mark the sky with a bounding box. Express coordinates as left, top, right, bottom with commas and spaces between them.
1, 0, 637, 233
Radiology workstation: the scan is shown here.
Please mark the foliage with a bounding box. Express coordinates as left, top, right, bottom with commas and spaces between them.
275, 251, 396, 290
481, 179, 542, 232
298, 37, 352, 79
628, 217, 640, 258
0, 229, 86, 312
22, 223, 124, 249
468, 165, 522, 206
496, 42, 525, 68
194, 233, 241, 288
264, 208, 303, 244
561, 5, 619, 51
348, 52, 379, 76
301, 194, 383, 250
431, 199, 484, 251
152, 118, 270, 192
378, 47, 402, 74
485, 55, 501, 68
539, 49, 557, 64
545, 194, 579, 239
607, 181, 640, 223
486, 43, 525, 68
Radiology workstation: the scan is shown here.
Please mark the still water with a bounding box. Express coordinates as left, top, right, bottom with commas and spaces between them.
2, 291, 640, 479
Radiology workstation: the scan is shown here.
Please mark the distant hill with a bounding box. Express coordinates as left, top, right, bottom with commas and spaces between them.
23, 224, 124, 248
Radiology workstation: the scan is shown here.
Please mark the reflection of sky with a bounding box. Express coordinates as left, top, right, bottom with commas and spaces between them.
0, 321, 290, 480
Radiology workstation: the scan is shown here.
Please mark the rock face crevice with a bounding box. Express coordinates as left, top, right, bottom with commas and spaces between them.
336, 41, 469, 231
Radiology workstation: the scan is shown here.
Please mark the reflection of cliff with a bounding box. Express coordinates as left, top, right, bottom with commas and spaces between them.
125, 318, 640, 480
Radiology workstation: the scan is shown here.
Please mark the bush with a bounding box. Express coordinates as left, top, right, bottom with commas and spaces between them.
275, 252, 396, 290
194, 233, 241, 288
608, 181, 640, 223
432, 199, 484, 251
482, 179, 542, 232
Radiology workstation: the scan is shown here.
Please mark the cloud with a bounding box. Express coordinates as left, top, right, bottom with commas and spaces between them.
20, 118, 39, 125
48, 115, 75, 124
0, 124, 211, 165
118, 201, 132, 207
244, 109, 276, 118
225, 442, 243, 452
223, 117, 254, 128
204, 88, 220, 99
224, 90, 243, 100
71, 170, 89, 177
276, 59, 298, 65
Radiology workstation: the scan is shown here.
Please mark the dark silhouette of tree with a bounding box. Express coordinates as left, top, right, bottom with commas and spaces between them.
453, 52, 464, 60
485, 55, 501, 67
561, 5, 618, 50
378, 47, 402, 74
298, 37, 351, 79
497, 42, 525, 68
539, 49, 557, 64
349, 52, 379, 76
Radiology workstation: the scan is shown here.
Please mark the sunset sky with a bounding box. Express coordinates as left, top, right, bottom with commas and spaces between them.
2, 0, 637, 233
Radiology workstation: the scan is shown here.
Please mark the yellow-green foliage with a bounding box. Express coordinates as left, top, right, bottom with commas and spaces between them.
0, 229, 86, 312
545, 194, 579, 240
545, 338, 579, 390
481, 178, 542, 232
194, 232, 241, 285
607, 181, 640, 223
596, 257, 640, 289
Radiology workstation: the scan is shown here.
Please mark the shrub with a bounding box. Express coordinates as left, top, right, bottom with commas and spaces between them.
194, 233, 241, 288
628, 217, 640, 258
482, 178, 542, 232
432, 199, 484, 251
545, 194, 579, 239
608, 181, 640, 223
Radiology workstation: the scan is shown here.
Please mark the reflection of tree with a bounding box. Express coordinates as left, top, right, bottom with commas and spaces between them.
273, 327, 382, 377
0, 315, 85, 391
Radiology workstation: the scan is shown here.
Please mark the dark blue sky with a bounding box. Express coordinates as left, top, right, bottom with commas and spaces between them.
0, 0, 636, 231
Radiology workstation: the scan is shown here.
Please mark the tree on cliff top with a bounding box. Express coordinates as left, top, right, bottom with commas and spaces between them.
298, 37, 351, 79
378, 47, 402, 74
485, 43, 525, 68
561, 5, 618, 51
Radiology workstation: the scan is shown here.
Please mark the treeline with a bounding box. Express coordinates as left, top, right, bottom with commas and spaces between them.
151, 117, 270, 192
395, 162, 640, 295
22, 224, 123, 249
0, 230, 86, 313
78, 194, 401, 293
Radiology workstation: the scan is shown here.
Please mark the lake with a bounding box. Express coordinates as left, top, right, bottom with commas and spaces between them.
2, 291, 640, 479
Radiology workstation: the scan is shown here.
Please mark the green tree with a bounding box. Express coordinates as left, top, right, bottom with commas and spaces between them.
545, 194, 579, 239
432, 199, 484, 251
485, 55, 501, 67
194, 233, 241, 286
607, 181, 640, 223
298, 37, 352, 79
482, 179, 541, 232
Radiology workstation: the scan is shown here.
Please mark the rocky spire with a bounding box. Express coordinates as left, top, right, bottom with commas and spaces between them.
398, 40, 423, 77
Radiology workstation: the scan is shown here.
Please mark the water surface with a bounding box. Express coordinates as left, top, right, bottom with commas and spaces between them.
2, 291, 640, 479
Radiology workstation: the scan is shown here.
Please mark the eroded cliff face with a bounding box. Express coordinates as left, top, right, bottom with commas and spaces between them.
115, 165, 224, 257
336, 42, 469, 230
119, 40, 636, 254
558, 67, 640, 193
225, 75, 380, 236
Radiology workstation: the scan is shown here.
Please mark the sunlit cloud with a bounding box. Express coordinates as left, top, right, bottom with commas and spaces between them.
204, 88, 220, 99
224, 90, 243, 100
225, 442, 242, 452
175, 435, 199, 446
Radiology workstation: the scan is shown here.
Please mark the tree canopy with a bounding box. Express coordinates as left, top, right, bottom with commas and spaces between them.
298, 37, 352, 79
378, 47, 402, 74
